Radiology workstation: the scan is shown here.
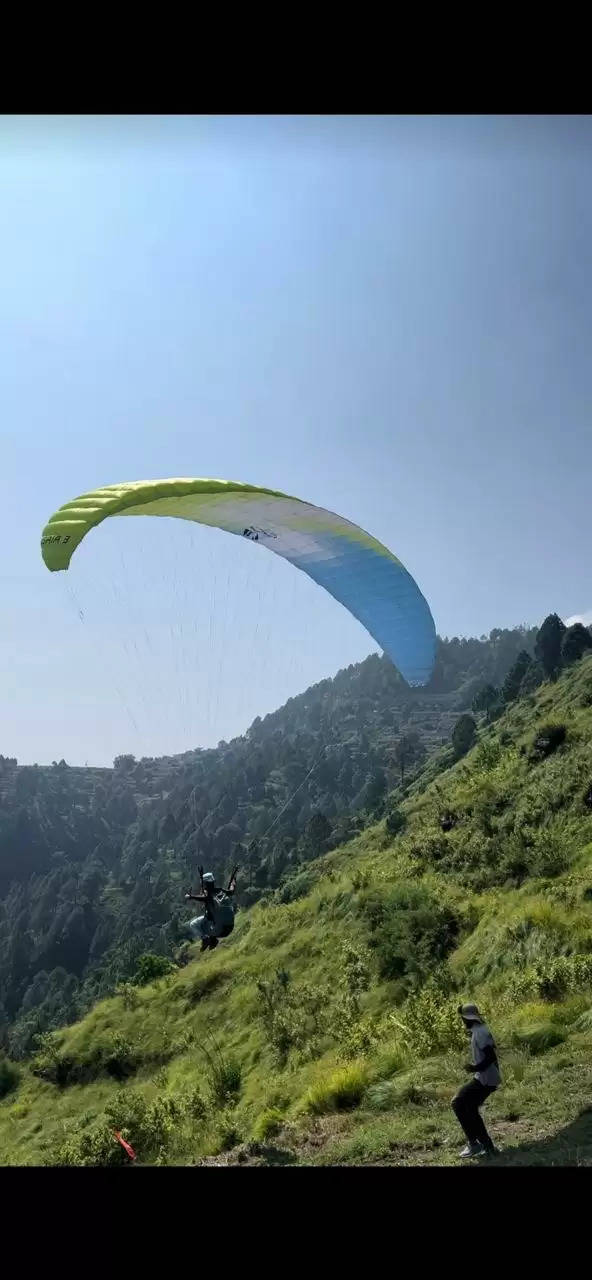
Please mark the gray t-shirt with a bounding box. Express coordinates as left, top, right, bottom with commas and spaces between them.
471, 1023, 501, 1087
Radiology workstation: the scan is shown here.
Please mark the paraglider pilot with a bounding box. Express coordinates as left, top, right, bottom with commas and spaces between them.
185, 865, 238, 952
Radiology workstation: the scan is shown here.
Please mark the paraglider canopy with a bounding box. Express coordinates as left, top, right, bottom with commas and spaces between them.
41, 476, 436, 686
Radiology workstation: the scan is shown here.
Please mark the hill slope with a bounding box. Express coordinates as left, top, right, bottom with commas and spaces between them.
1, 652, 592, 1166
0, 627, 537, 1055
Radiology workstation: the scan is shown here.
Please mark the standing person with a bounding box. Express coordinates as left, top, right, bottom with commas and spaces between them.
452, 1003, 500, 1158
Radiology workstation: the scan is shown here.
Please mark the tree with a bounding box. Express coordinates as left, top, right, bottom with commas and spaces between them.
392, 732, 425, 786
562, 623, 592, 667
384, 799, 406, 838
213, 822, 242, 859
304, 813, 332, 857
113, 755, 136, 774
472, 684, 500, 721
452, 714, 477, 760
535, 614, 566, 681
519, 660, 544, 697
502, 651, 532, 703
361, 768, 387, 813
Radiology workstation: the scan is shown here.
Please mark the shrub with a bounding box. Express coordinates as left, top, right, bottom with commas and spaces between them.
214, 1112, 242, 1153
105, 1088, 183, 1156
0, 1054, 20, 1099
439, 810, 458, 832
187, 967, 230, 1005
363, 882, 460, 985
350, 868, 370, 892
50, 1120, 127, 1167
252, 1107, 285, 1142
402, 981, 466, 1057
185, 1087, 208, 1122
32, 1029, 139, 1087
49, 1088, 187, 1165
200, 1038, 242, 1107
475, 739, 503, 772
133, 953, 175, 987
364, 1080, 398, 1112
385, 806, 406, 838
256, 970, 329, 1065
101, 1033, 139, 1081
530, 723, 567, 762
302, 1062, 368, 1115
116, 982, 140, 1011
279, 867, 318, 904
174, 942, 192, 968
508, 954, 592, 1003
529, 827, 569, 879
511, 1023, 566, 1056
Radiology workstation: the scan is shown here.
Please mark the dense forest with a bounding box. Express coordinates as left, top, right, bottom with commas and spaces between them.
2, 619, 588, 1060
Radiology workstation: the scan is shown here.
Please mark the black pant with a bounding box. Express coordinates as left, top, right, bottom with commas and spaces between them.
452, 1079, 496, 1150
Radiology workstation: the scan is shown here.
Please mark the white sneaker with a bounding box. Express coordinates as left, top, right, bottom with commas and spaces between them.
459, 1142, 485, 1158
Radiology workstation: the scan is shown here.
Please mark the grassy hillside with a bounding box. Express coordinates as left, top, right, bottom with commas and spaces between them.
0, 628, 538, 1057
2, 653, 592, 1166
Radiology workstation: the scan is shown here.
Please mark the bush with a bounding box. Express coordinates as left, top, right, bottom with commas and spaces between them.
187, 967, 230, 1005
530, 723, 567, 762
401, 981, 466, 1057
0, 1054, 20, 1100
364, 1080, 398, 1112
33, 1029, 140, 1087
200, 1039, 242, 1107
101, 1033, 140, 1081
49, 1120, 128, 1167
302, 1062, 368, 1115
363, 882, 460, 985
133, 953, 175, 987
508, 954, 592, 1003
350, 868, 370, 892
214, 1112, 242, 1153
385, 806, 406, 838
256, 971, 330, 1066
106, 1088, 183, 1156
511, 1023, 566, 1056
252, 1107, 285, 1142
116, 982, 140, 1011
279, 868, 318, 904
475, 739, 503, 772
529, 827, 569, 879
49, 1085, 189, 1166
185, 1087, 208, 1122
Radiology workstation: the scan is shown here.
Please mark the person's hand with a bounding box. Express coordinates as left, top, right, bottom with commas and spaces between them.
184, 893, 191, 900
464, 1062, 474, 1072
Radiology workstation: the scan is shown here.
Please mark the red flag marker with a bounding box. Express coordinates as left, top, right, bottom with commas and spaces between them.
114, 1130, 137, 1161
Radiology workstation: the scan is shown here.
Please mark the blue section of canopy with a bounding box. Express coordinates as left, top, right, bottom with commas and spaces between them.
290, 535, 435, 687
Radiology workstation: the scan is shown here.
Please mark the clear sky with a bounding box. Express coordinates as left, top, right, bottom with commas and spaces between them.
2, 115, 591, 766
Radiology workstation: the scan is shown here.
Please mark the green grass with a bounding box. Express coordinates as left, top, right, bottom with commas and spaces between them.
2, 655, 592, 1166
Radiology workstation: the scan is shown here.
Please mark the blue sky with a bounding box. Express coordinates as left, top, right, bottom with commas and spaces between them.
2, 115, 591, 765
